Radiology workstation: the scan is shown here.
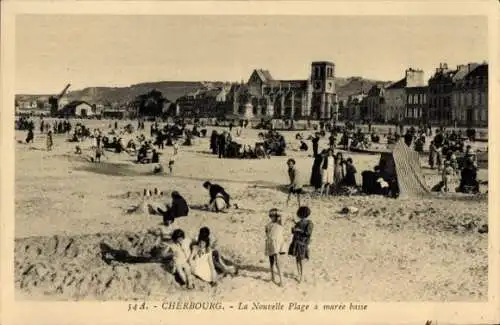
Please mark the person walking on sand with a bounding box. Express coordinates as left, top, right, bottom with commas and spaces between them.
288, 206, 313, 283
287, 159, 304, 206
265, 208, 286, 286
46, 130, 53, 151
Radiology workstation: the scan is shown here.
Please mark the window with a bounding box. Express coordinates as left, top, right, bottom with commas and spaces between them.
467, 93, 472, 106
413, 94, 418, 104
408, 95, 413, 104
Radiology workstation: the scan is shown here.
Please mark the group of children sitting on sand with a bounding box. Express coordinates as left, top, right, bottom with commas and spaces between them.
130, 204, 314, 289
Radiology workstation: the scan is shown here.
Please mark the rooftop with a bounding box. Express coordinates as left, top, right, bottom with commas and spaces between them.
312, 61, 335, 66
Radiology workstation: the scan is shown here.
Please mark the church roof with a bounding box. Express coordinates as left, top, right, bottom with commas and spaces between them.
253, 69, 274, 83
385, 78, 406, 90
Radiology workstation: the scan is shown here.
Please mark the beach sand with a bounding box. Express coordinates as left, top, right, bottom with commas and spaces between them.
14, 120, 488, 301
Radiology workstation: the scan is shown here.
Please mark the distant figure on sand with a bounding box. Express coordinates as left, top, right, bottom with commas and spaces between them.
265, 208, 286, 286
46, 131, 53, 151
287, 159, 303, 206
26, 129, 34, 144
288, 206, 313, 283
95, 146, 104, 163
157, 191, 189, 226
442, 161, 455, 192
203, 181, 231, 212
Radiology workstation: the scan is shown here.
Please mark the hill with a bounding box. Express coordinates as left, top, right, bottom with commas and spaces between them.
335, 77, 392, 100
66, 81, 208, 104
16, 78, 390, 105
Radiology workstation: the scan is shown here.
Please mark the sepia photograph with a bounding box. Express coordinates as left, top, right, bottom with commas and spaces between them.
1, 1, 499, 324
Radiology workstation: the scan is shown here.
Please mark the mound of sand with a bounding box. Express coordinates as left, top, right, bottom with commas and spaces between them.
16, 231, 174, 300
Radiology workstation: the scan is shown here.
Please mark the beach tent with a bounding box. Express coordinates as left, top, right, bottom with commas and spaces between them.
378, 139, 430, 198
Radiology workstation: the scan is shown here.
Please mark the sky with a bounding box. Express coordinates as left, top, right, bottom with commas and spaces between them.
15, 15, 488, 94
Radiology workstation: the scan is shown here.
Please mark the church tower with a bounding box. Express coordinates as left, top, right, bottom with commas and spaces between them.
310, 61, 336, 120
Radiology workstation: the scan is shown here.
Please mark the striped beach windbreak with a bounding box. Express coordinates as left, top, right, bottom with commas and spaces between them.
379, 139, 430, 198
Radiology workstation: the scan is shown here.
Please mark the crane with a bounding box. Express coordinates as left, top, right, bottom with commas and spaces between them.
49, 83, 71, 116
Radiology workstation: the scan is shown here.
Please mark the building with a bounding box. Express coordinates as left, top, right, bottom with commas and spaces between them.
176, 86, 230, 118
384, 78, 406, 123
59, 101, 96, 117
364, 85, 385, 122
451, 63, 488, 127
403, 68, 427, 124
405, 86, 428, 124
428, 62, 487, 127
228, 61, 339, 120
344, 92, 366, 121
16, 100, 38, 110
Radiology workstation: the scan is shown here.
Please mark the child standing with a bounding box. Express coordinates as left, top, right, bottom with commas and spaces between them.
288, 206, 313, 283
168, 155, 175, 174
442, 160, 455, 192
95, 145, 104, 163
265, 208, 286, 286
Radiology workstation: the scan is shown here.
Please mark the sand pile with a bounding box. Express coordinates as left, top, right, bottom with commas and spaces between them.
16, 230, 180, 300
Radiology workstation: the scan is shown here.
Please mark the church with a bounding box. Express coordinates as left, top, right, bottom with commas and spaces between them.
226, 61, 339, 120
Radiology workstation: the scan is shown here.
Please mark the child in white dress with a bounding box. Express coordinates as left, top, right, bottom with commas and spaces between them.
265, 208, 286, 286
189, 237, 218, 286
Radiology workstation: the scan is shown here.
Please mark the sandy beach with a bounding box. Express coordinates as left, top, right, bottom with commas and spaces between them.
14, 119, 488, 301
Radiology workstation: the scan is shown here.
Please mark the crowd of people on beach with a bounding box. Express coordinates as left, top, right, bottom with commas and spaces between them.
16, 115, 486, 290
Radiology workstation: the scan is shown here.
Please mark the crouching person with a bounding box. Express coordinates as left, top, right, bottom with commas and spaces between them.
157, 191, 189, 226
203, 181, 231, 213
